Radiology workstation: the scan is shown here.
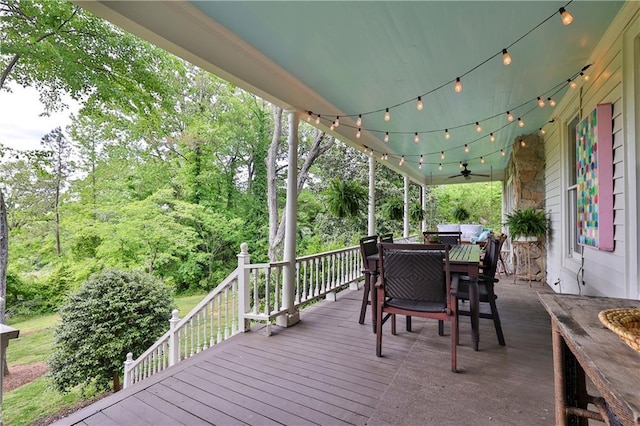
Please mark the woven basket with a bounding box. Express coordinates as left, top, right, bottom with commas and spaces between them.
598, 308, 640, 353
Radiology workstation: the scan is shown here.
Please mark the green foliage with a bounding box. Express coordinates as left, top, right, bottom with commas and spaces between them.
409, 202, 425, 222
505, 208, 548, 239
48, 269, 174, 393
433, 182, 503, 230
324, 178, 367, 219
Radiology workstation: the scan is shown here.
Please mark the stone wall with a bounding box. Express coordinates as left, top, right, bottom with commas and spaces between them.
506, 133, 546, 282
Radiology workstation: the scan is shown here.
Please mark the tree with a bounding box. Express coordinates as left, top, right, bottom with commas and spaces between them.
0, 189, 8, 375
48, 269, 173, 393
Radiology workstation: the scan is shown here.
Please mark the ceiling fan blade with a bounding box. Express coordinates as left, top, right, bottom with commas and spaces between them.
474, 173, 491, 177
448, 174, 463, 178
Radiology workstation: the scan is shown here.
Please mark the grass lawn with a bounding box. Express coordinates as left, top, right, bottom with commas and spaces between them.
2, 293, 206, 426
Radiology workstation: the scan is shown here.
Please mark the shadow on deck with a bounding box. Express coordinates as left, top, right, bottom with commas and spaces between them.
56, 279, 556, 426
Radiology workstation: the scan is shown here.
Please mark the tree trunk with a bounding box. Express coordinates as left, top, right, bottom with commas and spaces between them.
267, 118, 335, 262
112, 370, 121, 392
0, 189, 9, 375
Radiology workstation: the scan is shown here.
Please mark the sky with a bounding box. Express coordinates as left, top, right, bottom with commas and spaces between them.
0, 85, 75, 151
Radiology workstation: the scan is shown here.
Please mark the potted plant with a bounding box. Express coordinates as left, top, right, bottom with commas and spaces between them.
505, 208, 548, 241
425, 234, 441, 244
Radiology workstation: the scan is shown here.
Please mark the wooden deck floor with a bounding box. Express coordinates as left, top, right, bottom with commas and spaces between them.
56, 279, 556, 426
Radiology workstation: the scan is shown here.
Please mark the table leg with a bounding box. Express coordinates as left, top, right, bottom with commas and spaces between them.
468, 277, 479, 351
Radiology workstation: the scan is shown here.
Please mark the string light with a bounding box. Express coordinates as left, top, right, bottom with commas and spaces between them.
440, 151, 445, 160
520, 139, 526, 147
384, 132, 389, 142
384, 108, 390, 121
507, 111, 514, 122
414, 132, 420, 143
416, 97, 424, 111
539, 128, 546, 135
445, 129, 450, 140
490, 133, 495, 142
464, 144, 469, 153
315, 114, 320, 125
399, 156, 405, 166
568, 79, 578, 89
475, 122, 482, 133
559, 7, 574, 26
548, 97, 557, 107
420, 155, 424, 165
580, 72, 590, 81
537, 97, 545, 108
459, 161, 463, 168
518, 117, 525, 128
356, 128, 361, 138
502, 49, 512, 66
439, 163, 443, 170
356, 114, 362, 127
480, 157, 485, 164
501, 149, 506, 156
334, 116, 340, 127
307, 111, 312, 122
419, 163, 423, 170
454, 77, 462, 93
330, 123, 335, 131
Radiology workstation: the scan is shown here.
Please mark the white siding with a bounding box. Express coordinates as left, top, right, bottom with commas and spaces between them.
544, 4, 640, 299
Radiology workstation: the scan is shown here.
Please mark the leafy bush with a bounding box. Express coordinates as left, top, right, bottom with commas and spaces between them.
48, 269, 174, 393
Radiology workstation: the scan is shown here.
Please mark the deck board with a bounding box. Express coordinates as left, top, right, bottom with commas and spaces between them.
55, 280, 557, 426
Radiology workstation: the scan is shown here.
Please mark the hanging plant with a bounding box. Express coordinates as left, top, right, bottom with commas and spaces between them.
410, 202, 425, 222
382, 198, 404, 221
324, 178, 367, 219
452, 206, 470, 222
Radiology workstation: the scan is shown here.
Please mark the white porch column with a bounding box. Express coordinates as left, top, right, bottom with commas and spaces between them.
421, 185, 427, 232
403, 175, 410, 238
277, 110, 300, 327
368, 155, 376, 236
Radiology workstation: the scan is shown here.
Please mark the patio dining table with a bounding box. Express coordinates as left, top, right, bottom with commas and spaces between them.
367, 243, 482, 350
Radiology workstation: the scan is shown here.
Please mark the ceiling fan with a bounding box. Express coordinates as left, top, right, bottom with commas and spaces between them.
449, 163, 490, 180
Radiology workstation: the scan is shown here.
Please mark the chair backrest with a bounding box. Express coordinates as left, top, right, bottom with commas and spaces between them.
378, 243, 451, 304
359, 235, 379, 269
481, 235, 501, 281
379, 233, 393, 243
423, 231, 461, 246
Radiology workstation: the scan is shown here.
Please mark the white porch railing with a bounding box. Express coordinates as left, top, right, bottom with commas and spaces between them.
123, 235, 420, 388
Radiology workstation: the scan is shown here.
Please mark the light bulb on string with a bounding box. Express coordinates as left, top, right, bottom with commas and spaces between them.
548, 97, 557, 107
540, 128, 546, 135
307, 111, 312, 122
440, 151, 445, 160
481, 157, 485, 164
559, 7, 573, 26
476, 122, 482, 133
439, 163, 443, 170
520, 139, 526, 147
356, 128, 361, 138
459, 162, 463, 168
501, 149, 506, 157
490, 133, 495, 142
315, 114, 320, 125
537, 97, 545, 108
384, 132, 389, 143
416, 97, 424, 111
507, 111, 514, 122
414, 132, 420, 143
384, 108, 390, 121
330, 123, 335, 131
518, 117, 525, 128
580, 72, 590, 82
356, 114, 362, 127
445, 129, 450, 140
464, 144, 469, 153
502, 49, 512, 66
334, 116, 340, 128
399, 156, 405, 166
454, 77, 462, 93
420, 154, 424, 164
568, 79, 578, 89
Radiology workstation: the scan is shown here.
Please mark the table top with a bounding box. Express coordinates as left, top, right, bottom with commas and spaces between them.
538, 293, 640, 425
449, 244, 480, 264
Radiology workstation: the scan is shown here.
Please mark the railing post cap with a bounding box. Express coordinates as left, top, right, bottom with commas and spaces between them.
126, 352, 133, 362
239, 242, 249, 255
171, 309, 179, 320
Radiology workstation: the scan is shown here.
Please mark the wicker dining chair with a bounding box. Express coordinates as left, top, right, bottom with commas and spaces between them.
453, 235, 506, 346
422, 231, 462, 246
375, 243, 458, 372
358, 235, 379, 325
379, 233, 394, 243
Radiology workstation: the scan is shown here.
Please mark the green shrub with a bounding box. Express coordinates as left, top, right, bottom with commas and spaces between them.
48, 269, 174, 393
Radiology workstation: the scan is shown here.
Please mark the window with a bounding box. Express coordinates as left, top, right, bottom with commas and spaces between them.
567, 116, 581, 258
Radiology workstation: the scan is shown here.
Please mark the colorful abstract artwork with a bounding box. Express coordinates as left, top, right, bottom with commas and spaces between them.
576, 103, 613, 251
